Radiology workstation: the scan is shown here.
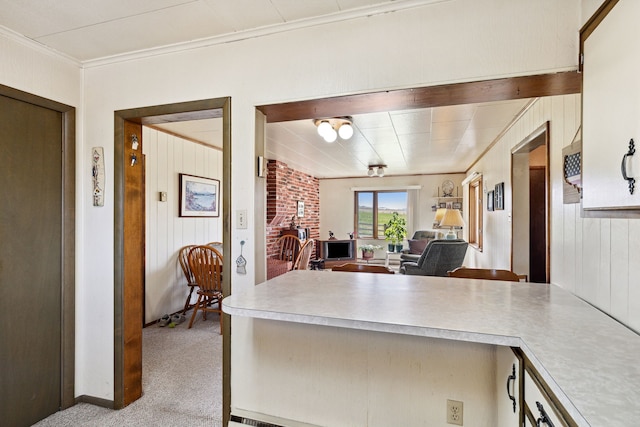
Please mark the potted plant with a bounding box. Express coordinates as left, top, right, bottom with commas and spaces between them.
359, 244, 382, 260
383, 225, 396, 251
384, 212, 407, 252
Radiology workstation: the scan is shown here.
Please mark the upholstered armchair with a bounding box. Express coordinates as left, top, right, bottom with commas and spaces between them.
399, 230, 443, 265
399, 239, 468, 276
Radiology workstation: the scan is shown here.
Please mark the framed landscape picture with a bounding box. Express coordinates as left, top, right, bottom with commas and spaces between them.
179, 173, 220, 217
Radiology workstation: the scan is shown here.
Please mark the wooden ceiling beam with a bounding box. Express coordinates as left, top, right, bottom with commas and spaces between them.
257, 71, 581, 123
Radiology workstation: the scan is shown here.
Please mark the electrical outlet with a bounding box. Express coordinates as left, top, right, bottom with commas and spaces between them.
447, 399, 463, 426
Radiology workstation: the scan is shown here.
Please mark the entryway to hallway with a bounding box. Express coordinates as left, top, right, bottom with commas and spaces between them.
113, 98, 231, 423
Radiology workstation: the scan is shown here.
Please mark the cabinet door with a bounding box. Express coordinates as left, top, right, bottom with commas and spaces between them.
524, 370, 566, 427
496, 347, 520, 427
583, 0, 640, 210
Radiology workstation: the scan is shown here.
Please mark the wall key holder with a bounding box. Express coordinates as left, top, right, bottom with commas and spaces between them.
621, 138, 635, 195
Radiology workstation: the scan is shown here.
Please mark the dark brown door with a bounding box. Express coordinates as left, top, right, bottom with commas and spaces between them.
0, 95, 63, 426
529, 167, 547, 283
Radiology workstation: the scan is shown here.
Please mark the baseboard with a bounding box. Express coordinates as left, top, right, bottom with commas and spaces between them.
75, 394, 115, 409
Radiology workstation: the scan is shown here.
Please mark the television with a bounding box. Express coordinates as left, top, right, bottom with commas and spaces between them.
320, 239, 355, 261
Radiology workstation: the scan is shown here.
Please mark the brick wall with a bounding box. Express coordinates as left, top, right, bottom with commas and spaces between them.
266, 160, 320, 258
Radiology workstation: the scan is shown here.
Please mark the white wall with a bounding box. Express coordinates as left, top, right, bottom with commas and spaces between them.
320, 173, 464, 257
143, 126, 223, 324
465, 92, 640, 333
80, 0, 581, 402
464, 96, 581, 271
234, 319, 498, 427
2, 0, 583, 403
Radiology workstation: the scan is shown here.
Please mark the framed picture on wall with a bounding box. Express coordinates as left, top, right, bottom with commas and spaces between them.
297, 200, 305, 217
179, 173, 220, 217
495, 182, 505, 210
487, 190, 494, 211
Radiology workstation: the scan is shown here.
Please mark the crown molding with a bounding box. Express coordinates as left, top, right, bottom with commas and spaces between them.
82, 0, 451, 68
0, 25, 82, 68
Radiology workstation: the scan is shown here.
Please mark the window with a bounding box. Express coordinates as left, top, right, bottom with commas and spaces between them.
468, 176, 483, 250
355, 191, 407, 239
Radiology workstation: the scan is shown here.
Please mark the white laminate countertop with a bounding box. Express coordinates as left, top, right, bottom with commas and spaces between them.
223, 270, 640, 427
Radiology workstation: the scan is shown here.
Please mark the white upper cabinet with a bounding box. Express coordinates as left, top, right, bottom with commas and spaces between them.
582, 0, 640, 212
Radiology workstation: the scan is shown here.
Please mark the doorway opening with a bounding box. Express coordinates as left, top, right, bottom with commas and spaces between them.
113, 98, 231, 425
511, 122, 550, 283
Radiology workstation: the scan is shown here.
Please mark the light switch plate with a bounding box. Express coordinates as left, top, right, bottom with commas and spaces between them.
236, 210, 248, 229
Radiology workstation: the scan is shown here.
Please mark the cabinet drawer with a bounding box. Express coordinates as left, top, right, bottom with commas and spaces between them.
524, 369, 565, 427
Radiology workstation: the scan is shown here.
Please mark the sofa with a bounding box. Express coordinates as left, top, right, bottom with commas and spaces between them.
399, 230, 443, 265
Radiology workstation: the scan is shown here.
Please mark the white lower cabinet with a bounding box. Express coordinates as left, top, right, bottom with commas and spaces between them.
496, 347, 521, 426
524, 369, 565, 426
500, 348, 576, 427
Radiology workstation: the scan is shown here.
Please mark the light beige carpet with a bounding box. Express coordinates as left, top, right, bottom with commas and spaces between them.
33, 312, 222, 426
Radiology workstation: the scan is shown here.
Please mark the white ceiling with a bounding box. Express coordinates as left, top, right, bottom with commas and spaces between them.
266, 99, 530, 178
0, 0, 532, 178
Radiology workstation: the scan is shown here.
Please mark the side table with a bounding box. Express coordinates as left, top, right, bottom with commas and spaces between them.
385, 251, 402, 268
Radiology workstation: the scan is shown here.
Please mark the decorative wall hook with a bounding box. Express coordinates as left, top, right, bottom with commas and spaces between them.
130, 153, 137, 166
621, 138, 635, 195
131, 134, 139, 150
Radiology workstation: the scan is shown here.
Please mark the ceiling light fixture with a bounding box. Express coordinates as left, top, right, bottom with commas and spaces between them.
367, 164, 386, 177
314, 117, 354, 143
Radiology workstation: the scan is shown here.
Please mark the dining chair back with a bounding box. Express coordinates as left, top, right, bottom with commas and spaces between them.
178, 244, 198, 314
274, 234, 302, 264
332, 263, 394, 274
187, 245, 224, 333
447, 267, 521, 282
206, 241, 223, 254
293, 239, 315, 270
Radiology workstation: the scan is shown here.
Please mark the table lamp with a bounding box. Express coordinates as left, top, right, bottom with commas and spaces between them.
439, 209, 464, 239
433, 208, 446, 228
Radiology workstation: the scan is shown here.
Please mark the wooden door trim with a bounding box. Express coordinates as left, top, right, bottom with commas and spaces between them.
510, 122, 550, 283
114, 98, 231, 424
0, 84, 76, 410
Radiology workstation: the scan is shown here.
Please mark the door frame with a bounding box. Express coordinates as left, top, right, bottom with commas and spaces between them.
511, 122, 550, 283
0, 83, 76, 410
114, 98, 231, 423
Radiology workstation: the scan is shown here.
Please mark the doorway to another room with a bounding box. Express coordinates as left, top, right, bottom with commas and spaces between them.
113, 98, 231, 424
511, 122, 550, 283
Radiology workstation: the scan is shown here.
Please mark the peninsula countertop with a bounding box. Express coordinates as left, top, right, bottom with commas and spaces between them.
222, 270, 640, 426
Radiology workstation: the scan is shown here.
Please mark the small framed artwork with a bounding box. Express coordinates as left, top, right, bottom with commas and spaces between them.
487, 190, 494, 211
452, 202, 462, 210
439, 202, 447, 208
495, 182, 504, 210
179, 173, 220, 217
297, 200, 305, 217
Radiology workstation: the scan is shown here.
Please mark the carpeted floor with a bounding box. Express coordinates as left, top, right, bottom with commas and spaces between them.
33, 311, 223, 426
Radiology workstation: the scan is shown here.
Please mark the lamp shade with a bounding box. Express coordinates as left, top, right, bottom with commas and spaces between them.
434, 208, 447, 224
439, 209, 464, 228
